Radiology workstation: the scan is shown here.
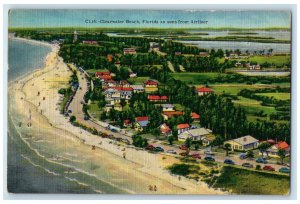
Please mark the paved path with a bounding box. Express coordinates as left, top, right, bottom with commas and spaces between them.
67, 64, 133, 143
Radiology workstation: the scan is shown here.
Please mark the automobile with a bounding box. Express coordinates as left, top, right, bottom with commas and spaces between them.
146, 145, 155, 151
204, 150, 214, 155
64, 112, 69, 117
263, 165, 275, 171
179, 145, 188, 150
84, 115, 89, 120
256, 158, 268, 164
190, 153, 201, 159
108, 135, 115, 140
111, 129, 118, 133
204, 156, 215, 162
224, 159, 235, 165
283, 163, 291, 167
68, 109, 72, 113
179, 152, 188, 156
154, 146, 164, 152
239, 153, 248, 160
279, 167, 290, 174
166, 149, 177, 154
242, 163, 254, 168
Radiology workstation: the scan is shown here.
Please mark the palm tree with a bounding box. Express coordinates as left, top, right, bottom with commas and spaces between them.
224, 143, 231, 156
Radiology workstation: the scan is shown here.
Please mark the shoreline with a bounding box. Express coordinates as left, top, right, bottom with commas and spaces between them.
8, 38, 226, 194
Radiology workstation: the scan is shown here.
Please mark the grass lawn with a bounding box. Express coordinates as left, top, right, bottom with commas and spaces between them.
86, 68, 109, 75
171, 72, 226, 85
174, 103, 185, 111
213, 166, 290, 195
87, 101, 102, 119
256, 92, 290, 100
218, 55, 290, 66
248, 55, 290, 66
128, 76, 149, 84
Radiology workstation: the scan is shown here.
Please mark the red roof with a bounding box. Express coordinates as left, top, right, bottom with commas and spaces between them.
148, 95, 168, 100
277, 141, 289, 150
177, 124, 190, 129
196, 87, 213, 93
112, 87, 133, 91
144, 80, 158, 85
148, 95, 161, 100
99, 75, 112, 80
136, 116, 149, 122
160, 123, 171, 133
96, 72, 110, 77
191, 112, 200, 119
162, 111, 184, 118
124, 119, 131, 125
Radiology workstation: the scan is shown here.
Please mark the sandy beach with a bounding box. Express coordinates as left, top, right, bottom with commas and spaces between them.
8, 38, 226, 195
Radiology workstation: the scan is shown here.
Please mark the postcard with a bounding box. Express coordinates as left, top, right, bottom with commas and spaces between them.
7, 9, 291, 195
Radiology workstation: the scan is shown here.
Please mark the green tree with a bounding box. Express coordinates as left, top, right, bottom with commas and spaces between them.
246, 150, 254, 158
258, 142, 271, 158
69, 115, 76, 123
168, 136, 174, 145
224, 143, 231, 156
277, 149, 286, 164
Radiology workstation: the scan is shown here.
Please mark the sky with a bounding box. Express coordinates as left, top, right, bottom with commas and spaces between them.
9, 9, 291, 29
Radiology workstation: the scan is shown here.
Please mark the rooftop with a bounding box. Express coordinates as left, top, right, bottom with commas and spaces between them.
229, 135, 259, 146
196, 87, 214, 93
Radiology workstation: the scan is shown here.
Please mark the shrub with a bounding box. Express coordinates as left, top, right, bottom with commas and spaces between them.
256, 165, 261, 170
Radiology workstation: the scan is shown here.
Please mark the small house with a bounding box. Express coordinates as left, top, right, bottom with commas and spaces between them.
196, 87, 214, 96
160, 123, 172, 135
162, 111, 184, 120
123, 48, 136, 55
266, 141, 290, 158
134, 116, 149, 131
177, 124, 190, 134
161, 104, 175, 112
224, 135, 259, 151
130, 85, 145, 93
178, 128, 211, 142
191, 112, 200, 122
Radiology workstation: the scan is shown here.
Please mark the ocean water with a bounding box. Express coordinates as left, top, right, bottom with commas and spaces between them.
8, 39, 52, 82
7, 39, 127, 194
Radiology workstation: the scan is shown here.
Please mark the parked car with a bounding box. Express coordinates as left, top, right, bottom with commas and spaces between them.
242, 163, 254, 168
239, 153, 248, 160
108, 135, 115, 140
256, 158, 268, 164
279, 167, 290, 174
224, 159, 235, 165
166, 149, 177, 154
154, 146, 164, 152
204, 156, 215, 162
179, 145, 188, 150
68, 109, 72, 113
84, 115, 89, 120
190, 153, 201, 159
179, 152, 188, 156
204, 150, 214, 155
263, 165, 275, 171
146, 145, 154, 151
